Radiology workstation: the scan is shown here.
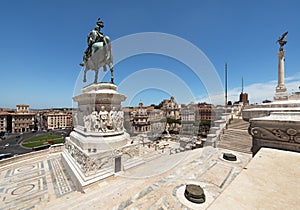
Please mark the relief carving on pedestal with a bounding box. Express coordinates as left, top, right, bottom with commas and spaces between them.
82, 106, 124, 133
66, 141, 113, 176
250, 127, 300, 143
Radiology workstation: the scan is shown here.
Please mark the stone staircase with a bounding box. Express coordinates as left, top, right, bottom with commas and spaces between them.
217, 119, 252, 154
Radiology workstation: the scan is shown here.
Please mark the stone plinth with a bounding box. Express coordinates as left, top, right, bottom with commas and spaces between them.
62, 82, 132, 191
249, 112, 300, 155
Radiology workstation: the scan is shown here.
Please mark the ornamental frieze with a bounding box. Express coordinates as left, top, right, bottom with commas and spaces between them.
250, 127, 300, 143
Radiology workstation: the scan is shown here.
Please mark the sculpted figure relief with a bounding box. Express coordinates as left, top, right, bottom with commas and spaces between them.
109, 107, 118, 131
91, 110, 100, 131
83, 114, 92, 132
116, 111, 124, 131
82, 107, 124, 133
99, 106, 108, 132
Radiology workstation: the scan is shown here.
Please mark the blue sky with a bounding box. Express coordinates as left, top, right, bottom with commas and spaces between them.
0, 0, 300, 108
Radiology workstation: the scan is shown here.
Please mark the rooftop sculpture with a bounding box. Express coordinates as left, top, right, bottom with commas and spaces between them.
276, 31, 288, 51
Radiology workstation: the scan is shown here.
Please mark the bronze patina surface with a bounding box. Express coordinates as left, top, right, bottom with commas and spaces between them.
184, 184, 205, 204
223, 153, 237, 161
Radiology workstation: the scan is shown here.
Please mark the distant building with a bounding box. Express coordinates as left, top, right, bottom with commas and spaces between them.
148, 108, 164, 139
0, 112, 9, 133
181, 103, 196, 136
43, 110, 72, 130
239, 92, 249, 105
161, 96, 181, 120
181, 103, 195, 122
160, 96, 181, 133
11, 104, 35, 133
131, 102, 150, 133
122, 107, 134, 133
195, 103, 212, 122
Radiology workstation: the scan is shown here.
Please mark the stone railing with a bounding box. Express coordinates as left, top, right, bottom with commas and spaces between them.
0, 144, 64, 168
49, 143, 65, 153
204, 112, 233, 147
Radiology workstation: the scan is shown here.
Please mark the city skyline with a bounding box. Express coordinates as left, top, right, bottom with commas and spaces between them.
1, 0, 300, 108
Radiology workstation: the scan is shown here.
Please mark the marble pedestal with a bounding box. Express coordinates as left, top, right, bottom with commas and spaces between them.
62, 83, 132, 191
274, 86, 288, 101
249, 112, 300, 156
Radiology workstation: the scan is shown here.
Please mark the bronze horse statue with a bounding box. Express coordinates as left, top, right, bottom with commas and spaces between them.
83, 35, 114, 84
81, 18, 114, 84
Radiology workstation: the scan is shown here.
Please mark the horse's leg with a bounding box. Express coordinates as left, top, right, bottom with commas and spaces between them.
109, 63, 114, 83
83, 69, 87, 83
94, 69, 98, 83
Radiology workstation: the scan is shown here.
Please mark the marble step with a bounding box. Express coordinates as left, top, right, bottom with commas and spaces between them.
123, 157, 145, 171
221, 136, 252, 142
143, 152, 162, 162
218, 141, 252, 149
221, 137, 252, 144
218, 143, 251, 154
221, 133, 251, 138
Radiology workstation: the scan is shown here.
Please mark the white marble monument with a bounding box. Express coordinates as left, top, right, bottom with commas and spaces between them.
62, 83, 135, 191
62, 18, 139, 191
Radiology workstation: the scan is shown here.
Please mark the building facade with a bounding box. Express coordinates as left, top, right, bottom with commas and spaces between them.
11, 104, 35, 133
161, 96, 181, 120
0, 112, 9, 133
44, 110, 72, 130
181, 103, 196, 136
131, 102, 150, 133
195, 103, 212, 122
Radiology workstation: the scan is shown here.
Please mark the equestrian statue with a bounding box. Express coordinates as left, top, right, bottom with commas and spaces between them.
80, 18, 114, 84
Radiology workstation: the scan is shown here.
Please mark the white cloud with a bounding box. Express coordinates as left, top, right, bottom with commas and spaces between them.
198, 73, 300, 105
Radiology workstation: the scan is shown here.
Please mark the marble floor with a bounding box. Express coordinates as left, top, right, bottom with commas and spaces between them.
0, 147, 251, 210
0, 153, 75, 210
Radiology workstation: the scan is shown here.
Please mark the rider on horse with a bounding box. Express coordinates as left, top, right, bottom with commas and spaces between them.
80, 18, 108, 67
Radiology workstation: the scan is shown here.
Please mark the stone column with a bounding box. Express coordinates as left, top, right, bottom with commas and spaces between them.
274, 51, 288, 101
277, 51, 286, 88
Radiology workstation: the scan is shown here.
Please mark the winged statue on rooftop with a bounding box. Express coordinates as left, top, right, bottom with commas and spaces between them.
276, 31, 288, 51
80, 18, 114, 84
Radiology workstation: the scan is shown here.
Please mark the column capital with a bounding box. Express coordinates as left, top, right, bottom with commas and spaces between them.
277, 50, 285, 58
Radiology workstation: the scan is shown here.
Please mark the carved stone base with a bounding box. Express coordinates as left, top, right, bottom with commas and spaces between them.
274, 85, 288, 101
62, 149, 115, 192
249, 112, 300, 156
62, 135, 143, 192
63, 82, 136, 191
61, 137, 119, 191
